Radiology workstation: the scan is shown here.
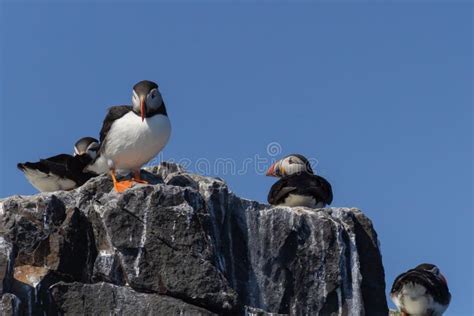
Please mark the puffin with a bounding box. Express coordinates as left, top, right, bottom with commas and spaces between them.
391, 263, 451, 316
85, 80, 171, 192
17, 137, 100, 192
266, 154, 333, 208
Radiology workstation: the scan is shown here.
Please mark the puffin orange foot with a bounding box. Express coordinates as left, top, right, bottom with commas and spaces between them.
114, 180, 134, 193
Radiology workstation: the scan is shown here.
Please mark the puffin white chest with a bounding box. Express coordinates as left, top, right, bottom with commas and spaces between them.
398, 283, 432, 315
104, 112, 171, 171
281, 194, 320, 208
22, 168, 76, 192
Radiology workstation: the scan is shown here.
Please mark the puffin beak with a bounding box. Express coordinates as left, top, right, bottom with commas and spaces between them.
266, 163, 277, 177
140, 96, 145, 122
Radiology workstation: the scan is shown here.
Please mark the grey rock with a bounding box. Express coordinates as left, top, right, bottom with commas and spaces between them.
145, 162, 186, 181
0, 237, 14, 294
50, 281, 215, 315
245, 306, 286, 315
10, 270, 63, 315
0, 162, 388, 315
92, 252, 125, 285
0, 293, 20, 316
100, 185, 238, 312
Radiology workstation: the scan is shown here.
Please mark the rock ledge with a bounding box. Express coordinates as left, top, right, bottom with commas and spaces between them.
0, 163, 388, 315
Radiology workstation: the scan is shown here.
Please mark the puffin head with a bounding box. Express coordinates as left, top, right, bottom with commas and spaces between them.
416, 263, 448, 285
74, 137, 100, 159
266, 154, 314, 177
132, 80, 164, 122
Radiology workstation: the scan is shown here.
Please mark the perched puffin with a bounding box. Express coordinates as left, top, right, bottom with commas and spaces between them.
17, 137, 99, 192
266, 154, 333, 208
391, 263, 451, 316
86, 80, 171, 192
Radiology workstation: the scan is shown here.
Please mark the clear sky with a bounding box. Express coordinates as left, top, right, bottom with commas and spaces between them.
1, 2, 472, 314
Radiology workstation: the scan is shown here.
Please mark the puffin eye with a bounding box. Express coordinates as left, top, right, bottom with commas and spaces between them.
150, 89, 157, 99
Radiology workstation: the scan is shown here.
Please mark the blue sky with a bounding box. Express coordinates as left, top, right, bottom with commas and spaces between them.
1, 2, 472, 314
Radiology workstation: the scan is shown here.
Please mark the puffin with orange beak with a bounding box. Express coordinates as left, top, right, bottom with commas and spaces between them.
86, 80, 171, 192
391, 263, 451, 316
266, 154, 333, 208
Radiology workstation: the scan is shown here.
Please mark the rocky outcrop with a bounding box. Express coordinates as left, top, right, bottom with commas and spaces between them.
50, 282, 214, 315
0, 163, 388, 315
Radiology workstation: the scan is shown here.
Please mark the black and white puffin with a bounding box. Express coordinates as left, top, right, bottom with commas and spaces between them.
391, 263, 451, 316
266, 154, 333, 208
17, 137, 99, 192
85, 80, 171, 192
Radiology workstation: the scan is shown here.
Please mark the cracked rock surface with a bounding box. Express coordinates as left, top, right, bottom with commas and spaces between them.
0, 163, 387, 315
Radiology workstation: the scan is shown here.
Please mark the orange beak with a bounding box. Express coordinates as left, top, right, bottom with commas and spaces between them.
266, 163, 276, 176
140, 96, 145, 122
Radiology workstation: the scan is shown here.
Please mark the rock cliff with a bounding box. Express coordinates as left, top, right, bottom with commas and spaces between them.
0, 163, 388, 315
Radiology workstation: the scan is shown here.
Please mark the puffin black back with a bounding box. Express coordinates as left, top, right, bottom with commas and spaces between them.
17, 137, 99, 192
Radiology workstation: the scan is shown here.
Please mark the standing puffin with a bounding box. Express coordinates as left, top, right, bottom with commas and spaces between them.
391, 263, 451, 316
266, 154, 333, 208
86, 80, 171, 192
17, 137, 99, 192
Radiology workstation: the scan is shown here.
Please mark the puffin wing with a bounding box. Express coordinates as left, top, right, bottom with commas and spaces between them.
391, 269, 411, 295
307, 175, 333, 205
17, 154, 78, 192
38, 154, 74, 177
82, 106, 131, 174
40, 154, 93, 184
279, 174, 333, 205
67, 154, 96, 184
23, 153, 73, 176
267, 178, 298, 205
42, 153, 74, 164
99, 105, 133, 144
17, 153, 70, 173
